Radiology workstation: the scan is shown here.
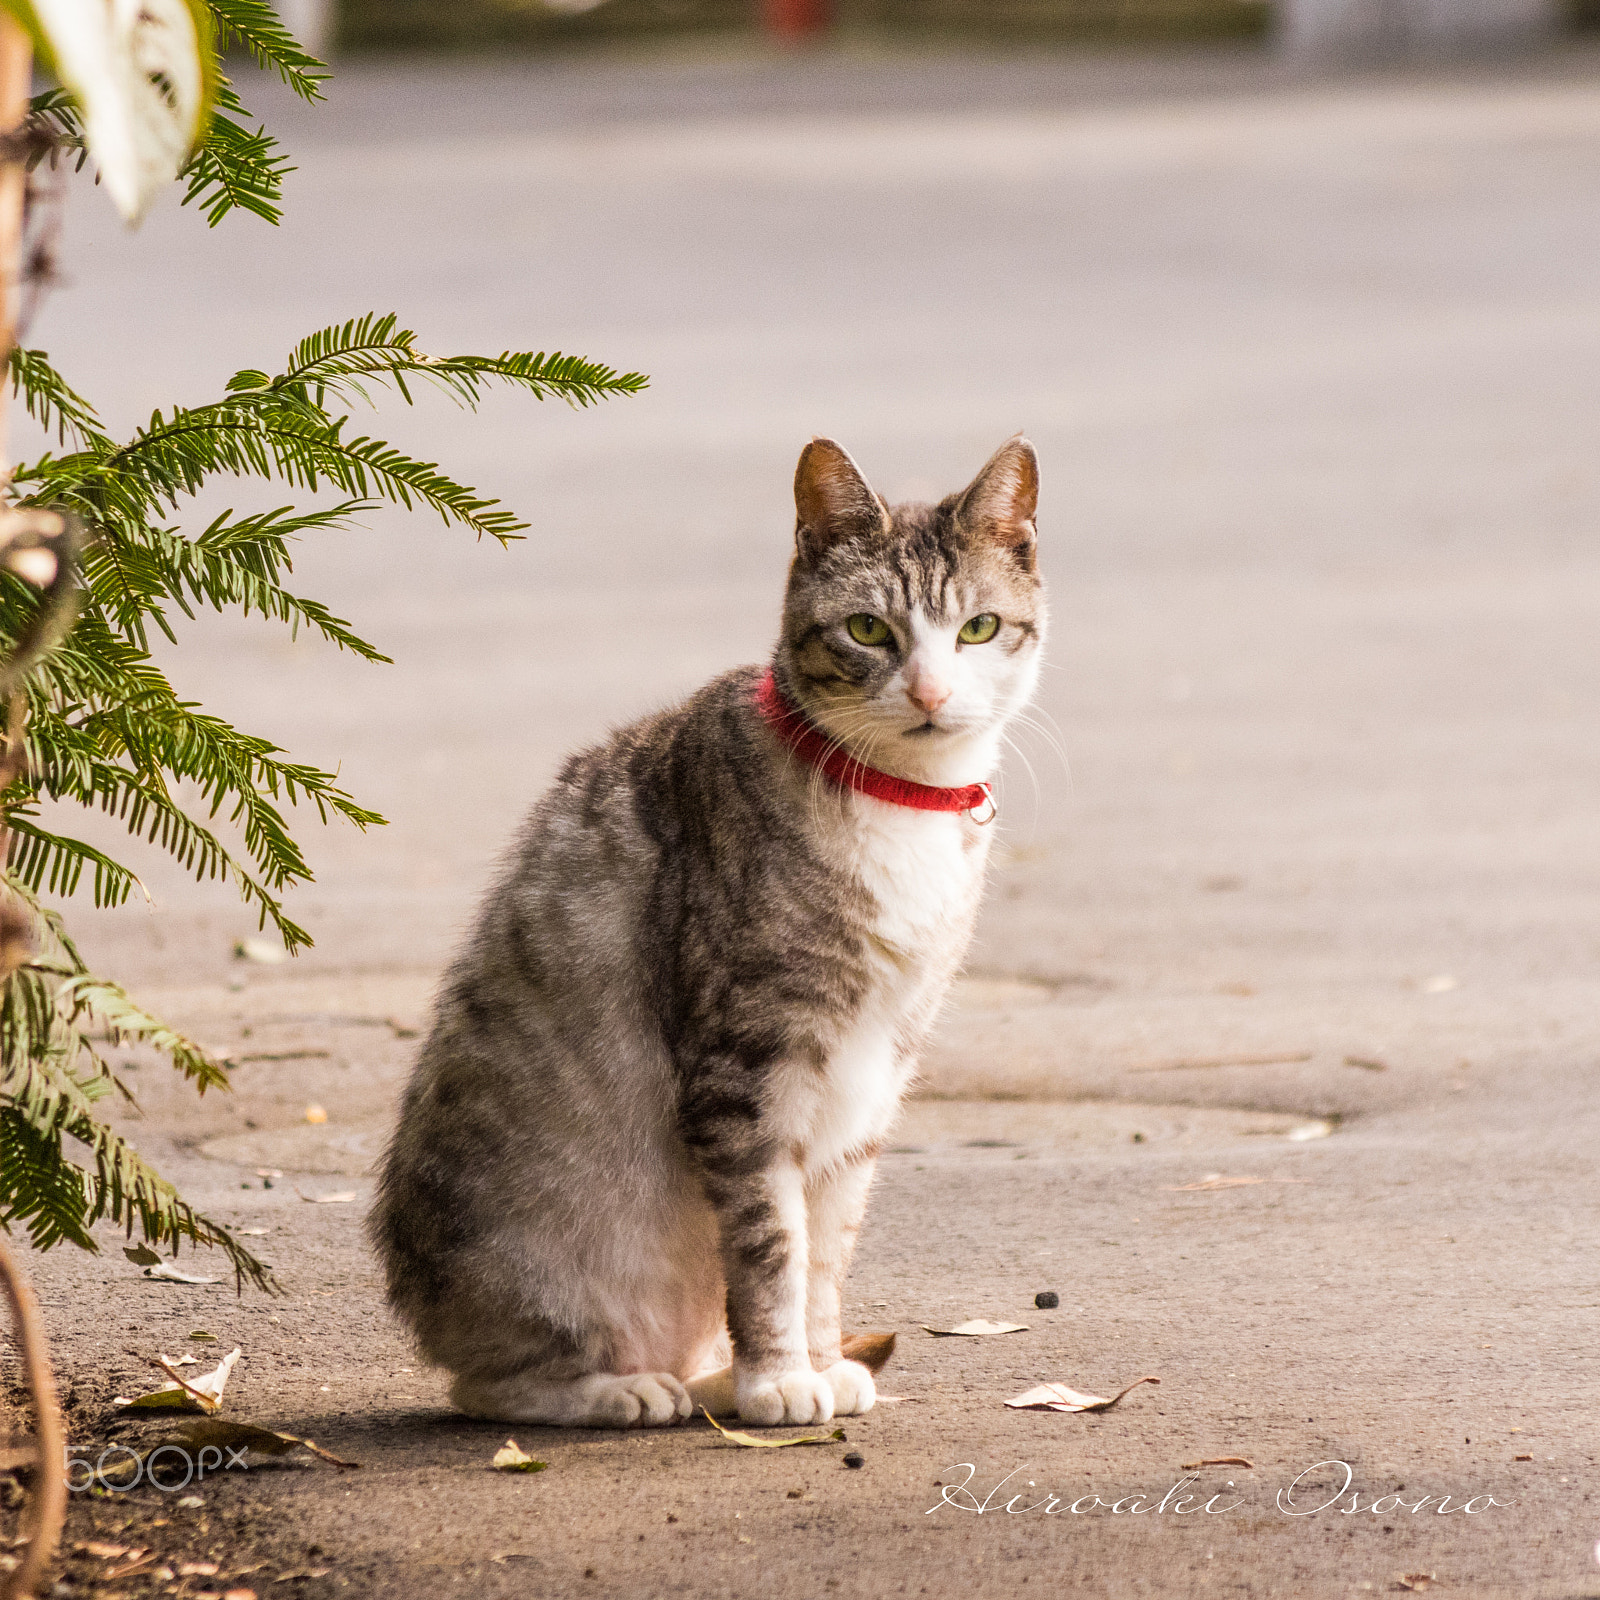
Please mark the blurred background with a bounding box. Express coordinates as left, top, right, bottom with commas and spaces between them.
24, 0, 1600, 1105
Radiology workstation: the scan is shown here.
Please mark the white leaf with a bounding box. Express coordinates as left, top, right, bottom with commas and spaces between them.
26, 0, 209, 221
922, 1319, 1029, 1337
141, 1260, 216, 1283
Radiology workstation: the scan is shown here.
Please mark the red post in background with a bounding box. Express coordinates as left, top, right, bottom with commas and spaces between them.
763, 0, 832, 39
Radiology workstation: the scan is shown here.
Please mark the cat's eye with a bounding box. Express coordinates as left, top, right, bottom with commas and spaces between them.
958, 613, 1000, 645
846, 613, 893, 647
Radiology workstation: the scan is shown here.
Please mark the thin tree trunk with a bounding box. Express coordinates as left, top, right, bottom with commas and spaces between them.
0, 9, 29, 476
0, 27, 68, 1600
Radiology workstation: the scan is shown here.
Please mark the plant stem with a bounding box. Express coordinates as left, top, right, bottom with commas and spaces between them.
0, 9, 31, 480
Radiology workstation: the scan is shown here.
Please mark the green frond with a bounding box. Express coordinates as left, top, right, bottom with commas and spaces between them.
178, 96, 295, 228
255, 314, 650, 414
7, 348, 107, 449
24, 88, 87, 169
204, 0, 327, 100
0, 897, 270, 1287
4, 816, 146, 909
0, 1062, 272, 1288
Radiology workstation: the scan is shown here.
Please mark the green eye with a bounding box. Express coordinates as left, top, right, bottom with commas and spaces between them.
958, 613, 1000, 645
846, 614, 892, 647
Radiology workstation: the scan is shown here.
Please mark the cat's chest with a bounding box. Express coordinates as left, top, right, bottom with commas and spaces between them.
844, 801, 991, 961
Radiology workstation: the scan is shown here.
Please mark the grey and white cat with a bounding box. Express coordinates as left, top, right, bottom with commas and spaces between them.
370, 434, 1046, 1428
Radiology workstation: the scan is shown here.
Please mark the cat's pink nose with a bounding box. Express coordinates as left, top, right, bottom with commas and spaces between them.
907, 678, 952, 717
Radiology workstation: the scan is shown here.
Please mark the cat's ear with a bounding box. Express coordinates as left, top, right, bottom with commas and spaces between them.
955, 434, 1039, 568
793, 438, 889, 565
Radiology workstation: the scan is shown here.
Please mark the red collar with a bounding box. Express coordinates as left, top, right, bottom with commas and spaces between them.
754, 669, 996, 823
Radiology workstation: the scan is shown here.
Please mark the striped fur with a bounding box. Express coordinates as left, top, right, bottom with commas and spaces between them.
370, 435, 1047, 1427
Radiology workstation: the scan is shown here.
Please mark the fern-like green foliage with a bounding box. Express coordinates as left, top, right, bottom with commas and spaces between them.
6, 321, 644, 952
0, 876, 269, 1287
0, 14, 648, 1281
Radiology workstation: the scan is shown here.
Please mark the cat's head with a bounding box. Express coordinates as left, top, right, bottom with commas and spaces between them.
778, 435, 1047, 788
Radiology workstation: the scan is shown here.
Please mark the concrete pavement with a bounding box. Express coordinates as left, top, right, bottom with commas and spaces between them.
6, 39, 1600, 1599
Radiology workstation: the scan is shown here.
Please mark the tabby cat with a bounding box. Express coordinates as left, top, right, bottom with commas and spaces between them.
371, 434, 1047, 1427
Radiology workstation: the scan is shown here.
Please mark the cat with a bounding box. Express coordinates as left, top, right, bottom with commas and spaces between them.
369, 433, 1047, 1428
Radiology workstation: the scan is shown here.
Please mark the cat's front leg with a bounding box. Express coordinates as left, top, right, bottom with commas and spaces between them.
804, 1153, 878, 1417
691, 1130, 833, 1426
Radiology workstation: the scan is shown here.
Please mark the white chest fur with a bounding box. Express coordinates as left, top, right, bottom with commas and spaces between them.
764, 794, 992, 1177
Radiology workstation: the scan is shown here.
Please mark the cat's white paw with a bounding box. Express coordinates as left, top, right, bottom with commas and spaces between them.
736, 1367, 836, 1426
586, 1372, 691, 1428
820, 1358, 876, 1417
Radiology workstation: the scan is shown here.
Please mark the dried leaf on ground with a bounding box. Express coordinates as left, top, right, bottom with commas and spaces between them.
922, 1320, 1028, 1337
1167, 1174, 1310, 1192
141, 1261, 218, 1284
189, 1330, 218, 1341
170, 1417, 359, 1469
1396, 1575, 1438, 1592
1182, 1456, 1255, 1468
492, 1439, 548, 1473
117, 1347, 240, 1412
702, 1409, 846, 1448
1128, 1051, 1312, 1074
238, 1228, 269, 1237
123, 1244, 162, 1266
1005, 1376, 1161, 1414
296, 1188, 356, 1203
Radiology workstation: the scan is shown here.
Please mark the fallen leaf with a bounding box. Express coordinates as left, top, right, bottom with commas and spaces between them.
1128, 1051, 1312, 1074
922, 1320, 1028, 1337
78, 1541, 129, 1559
159, 1352, 199, 1367
1396, 1575, 1438, 1592
178, 1562, 220, 1577
105, 1552, 156, 1580
189, 1330, 218, 1341
1514, 1453, 1532, 1461
1005, 1376, 1161, 1413
142, 1261, 219, 1284
272, 1569, 330, 1582
254, 1168, 283, 1179
702, 1408, 846, 1448
303, 1105, 328, 1125
1166, 1174, 1310, 1192
237, 1228, 269, 1237
123, 1244, 162, 1266
295, 1188, 355, 1204
234, 938, 289, 965
1286, 1121, 1333, 1142
170, 1417, 359, 1469
1182, 1456, 1255, 1469
1344, 1056, 1388, 1072
119, 1347, 240, 1413
492, 1439, 548, 1473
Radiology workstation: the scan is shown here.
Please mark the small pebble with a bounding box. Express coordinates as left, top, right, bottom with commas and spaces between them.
843, 1452, 864, 1470
1034, 1290, 1060, 1309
